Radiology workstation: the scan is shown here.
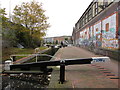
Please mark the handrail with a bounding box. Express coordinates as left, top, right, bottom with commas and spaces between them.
6, 56, 110, 84
10, 54, 58, 63
10, 57, 110, 69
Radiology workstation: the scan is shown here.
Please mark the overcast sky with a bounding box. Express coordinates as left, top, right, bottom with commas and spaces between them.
0, 0, 92, 37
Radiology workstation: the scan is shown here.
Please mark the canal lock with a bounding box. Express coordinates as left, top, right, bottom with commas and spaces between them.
2, 46, 59, 89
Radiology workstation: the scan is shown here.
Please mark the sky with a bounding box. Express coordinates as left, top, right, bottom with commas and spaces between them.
0, 0, 92, 37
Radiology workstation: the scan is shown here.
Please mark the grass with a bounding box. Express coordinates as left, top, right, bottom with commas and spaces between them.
39, 46, 48, 51
2, 46, 48, 61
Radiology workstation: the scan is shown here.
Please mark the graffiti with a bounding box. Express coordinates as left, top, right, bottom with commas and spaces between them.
78, 13, 119, 50
102, 13, 119, 49
102, 28, 116, 39
102, 39, 119, 49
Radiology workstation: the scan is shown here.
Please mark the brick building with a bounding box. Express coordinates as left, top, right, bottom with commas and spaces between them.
44, 36, 72, 44
72, 0, 120, 50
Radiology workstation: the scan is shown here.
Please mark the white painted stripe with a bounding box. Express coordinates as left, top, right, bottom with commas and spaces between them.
91, 57, 110, 63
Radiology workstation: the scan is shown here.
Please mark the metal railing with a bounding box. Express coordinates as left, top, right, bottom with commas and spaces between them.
8, 57, 110, 84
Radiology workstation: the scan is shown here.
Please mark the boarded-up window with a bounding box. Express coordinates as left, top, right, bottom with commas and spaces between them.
96, 28, 98, 32
106, 23, 109, 32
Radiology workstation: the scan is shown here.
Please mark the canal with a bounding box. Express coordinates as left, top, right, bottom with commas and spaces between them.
1, 47, 59, 89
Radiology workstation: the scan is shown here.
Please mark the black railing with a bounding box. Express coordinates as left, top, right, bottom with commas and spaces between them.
10, 58, 93, 69
8, 57, 109, 84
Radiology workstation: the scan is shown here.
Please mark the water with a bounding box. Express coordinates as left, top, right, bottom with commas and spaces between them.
1, 47, 59, 89
2, 73, 51, 89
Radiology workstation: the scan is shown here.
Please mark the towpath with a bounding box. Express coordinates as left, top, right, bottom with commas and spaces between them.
49, 46, 119, 88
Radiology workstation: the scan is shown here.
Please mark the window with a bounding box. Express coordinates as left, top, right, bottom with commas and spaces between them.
81, 19, 83, 26
80, 20, 82, 28
88, 8, 92, 20
83, 17, 85, 25
96, 28, 98, 32
106, 23, 109, 32
85, 14, 88, 24
84, 15, 86, 24
95, 2, 98, 15
92, 4, 96, 17
98, 0, 104, 12
86, 13, 88, 22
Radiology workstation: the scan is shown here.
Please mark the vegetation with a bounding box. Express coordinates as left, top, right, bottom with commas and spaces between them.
1, 1, 50, 61
12, 1, 50, 48
2, 46, 48, 61
55, 40, 58, 44
64, 38, 68, 41
2, 48, 34, 61
1, 0, 50, 48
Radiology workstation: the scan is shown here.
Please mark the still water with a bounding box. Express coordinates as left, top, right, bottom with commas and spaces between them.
2, 73, 50, 89
2, 48, 59, 89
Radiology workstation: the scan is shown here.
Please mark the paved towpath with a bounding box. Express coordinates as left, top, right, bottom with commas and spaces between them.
49, 46, 119, 88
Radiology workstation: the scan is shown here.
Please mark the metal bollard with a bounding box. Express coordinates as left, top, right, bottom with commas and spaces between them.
12, 56, 16, 62
60, 60, 65, 84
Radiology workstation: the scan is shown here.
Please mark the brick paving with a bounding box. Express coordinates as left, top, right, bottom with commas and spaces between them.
49, 46, 119, 88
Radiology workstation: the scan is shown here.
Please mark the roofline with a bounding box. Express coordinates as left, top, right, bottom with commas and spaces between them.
76, 1, 93, 25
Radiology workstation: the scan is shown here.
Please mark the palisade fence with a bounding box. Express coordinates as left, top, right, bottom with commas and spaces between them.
78, 45, 120, 62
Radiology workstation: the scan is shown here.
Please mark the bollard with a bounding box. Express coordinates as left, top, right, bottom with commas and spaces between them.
60, 60, 65, 84
12, 56, 16, 62
51, 45, 55, 55
36, 54, 38, 62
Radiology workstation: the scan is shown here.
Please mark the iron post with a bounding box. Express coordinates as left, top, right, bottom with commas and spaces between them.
60, 60, 65, 84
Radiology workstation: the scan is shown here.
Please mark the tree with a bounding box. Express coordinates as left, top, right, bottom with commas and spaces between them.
0, 8, 7, 20
12, 1, 50, 40
0, 8, 18, 47
65, 38, 68, 41
55, 40, 58, 45
0, 8, 8, 31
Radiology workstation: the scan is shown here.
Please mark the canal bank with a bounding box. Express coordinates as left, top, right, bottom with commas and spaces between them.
48, 46, 119, 88
1, 47, 59, 89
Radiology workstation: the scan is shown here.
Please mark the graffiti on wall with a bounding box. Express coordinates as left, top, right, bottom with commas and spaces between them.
102, 13, 119, 50
93, 21, 102, 47
79, 12, 119, 50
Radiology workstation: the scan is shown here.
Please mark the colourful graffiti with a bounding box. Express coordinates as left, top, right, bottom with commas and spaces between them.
102, 13, 119, 50
79, 12, 119, 50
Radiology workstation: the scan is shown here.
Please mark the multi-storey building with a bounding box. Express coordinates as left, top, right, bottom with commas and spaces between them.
72, 0, 120, 50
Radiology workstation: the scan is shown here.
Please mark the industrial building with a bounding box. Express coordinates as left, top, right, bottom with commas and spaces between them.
72, 0, 120, 50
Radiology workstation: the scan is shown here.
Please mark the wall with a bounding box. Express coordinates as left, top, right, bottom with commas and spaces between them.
102, 13, 119, 50
79, 12, 119, 50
